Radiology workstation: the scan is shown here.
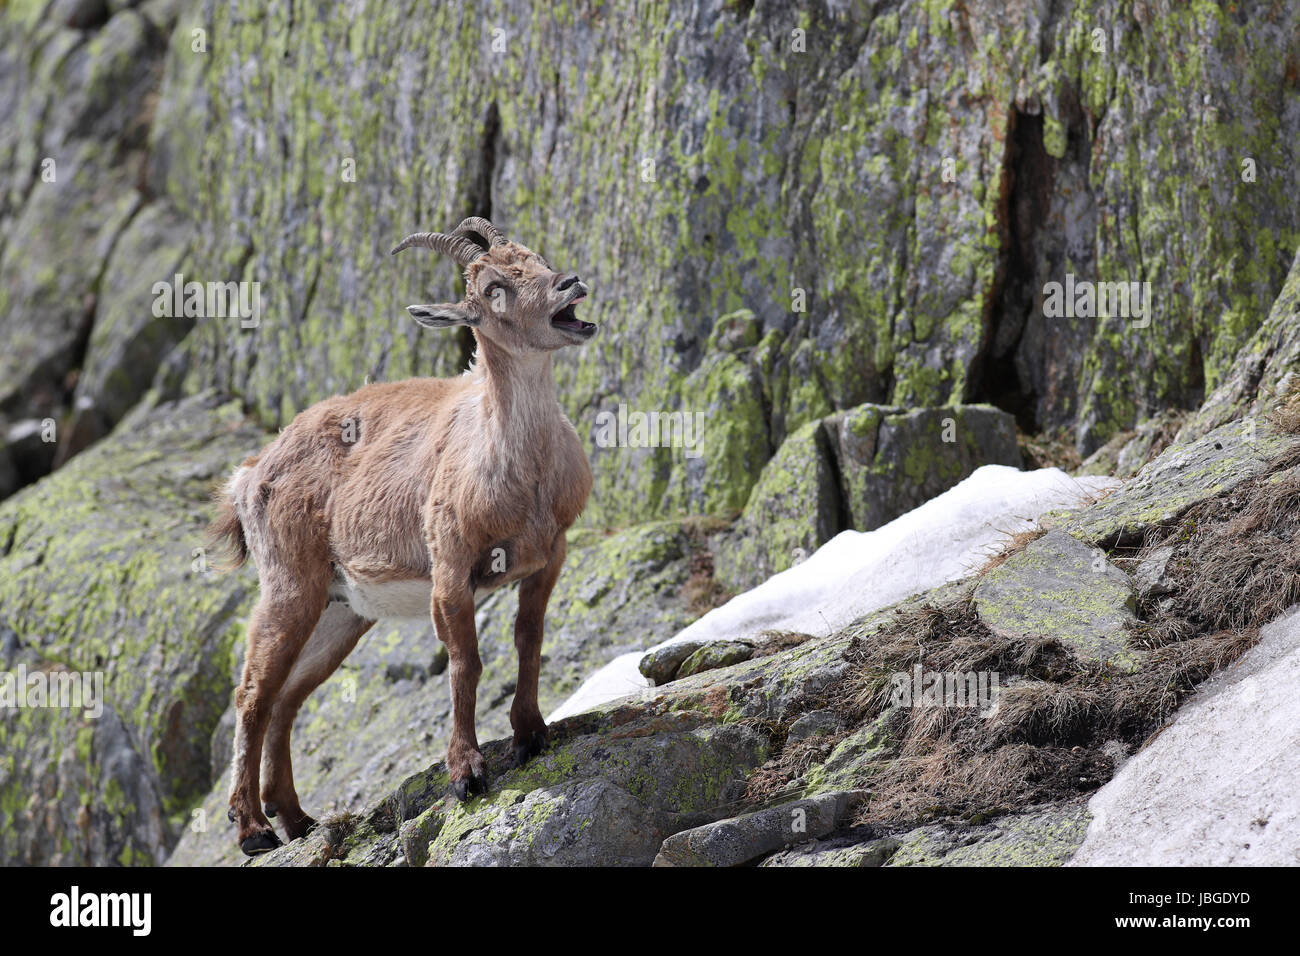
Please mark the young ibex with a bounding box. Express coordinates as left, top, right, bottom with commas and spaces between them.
210, 217, 595, 855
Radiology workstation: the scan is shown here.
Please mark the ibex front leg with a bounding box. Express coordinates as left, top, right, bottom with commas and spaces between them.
510, 536, 565, 767
432, 571, 487, 800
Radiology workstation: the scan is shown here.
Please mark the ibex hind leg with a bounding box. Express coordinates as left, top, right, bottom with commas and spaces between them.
228, 577, 329, 856
260, 601, 374, 840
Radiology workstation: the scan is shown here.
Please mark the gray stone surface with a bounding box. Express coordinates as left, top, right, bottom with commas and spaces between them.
974, 530, 1138, 668
1059, 418, 1300, 546
653, 790, 865, 867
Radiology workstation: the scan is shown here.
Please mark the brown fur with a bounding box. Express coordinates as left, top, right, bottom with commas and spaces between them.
215, 230, 595, 854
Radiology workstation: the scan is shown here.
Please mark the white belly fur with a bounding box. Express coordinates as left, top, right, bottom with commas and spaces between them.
332, 576, 488, 620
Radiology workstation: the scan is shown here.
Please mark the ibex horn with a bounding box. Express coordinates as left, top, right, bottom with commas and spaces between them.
389, 231, 486, 265
451, 216, 507, 248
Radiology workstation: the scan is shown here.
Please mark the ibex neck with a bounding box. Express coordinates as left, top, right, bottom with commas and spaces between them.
471, 336, 561, 438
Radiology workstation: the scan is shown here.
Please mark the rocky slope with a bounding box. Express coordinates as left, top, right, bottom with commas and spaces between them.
2, 0, 1299, 866
171, 409, 1298, 868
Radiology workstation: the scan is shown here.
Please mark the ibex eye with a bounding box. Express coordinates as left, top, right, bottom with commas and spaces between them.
484, 282, 505, 297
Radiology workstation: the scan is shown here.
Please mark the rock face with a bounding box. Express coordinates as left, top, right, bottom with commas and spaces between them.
6, 0, 1300, 508
162, 0, 1300, 509
0, 0, 187, 456
1059, 417, 1300, 545
1181, 249, 1300, 442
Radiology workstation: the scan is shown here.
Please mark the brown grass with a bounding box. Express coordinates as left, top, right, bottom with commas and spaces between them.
1267, 380, 1300, 434
751, 630, 816, 658
681, 548, 732, 616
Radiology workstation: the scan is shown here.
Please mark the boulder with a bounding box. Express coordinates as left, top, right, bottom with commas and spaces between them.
830, 404, 1022, 533
974, 530, 1139, 669
639, 639, 712, 685
676, 640, 754, 679
653, 790, 865, 867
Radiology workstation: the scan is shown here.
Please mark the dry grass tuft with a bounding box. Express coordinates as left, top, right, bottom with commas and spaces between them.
978, 527, 1048, 575
1266, 379, 1300, 435
1018, 427, 1083, 472
751, 630, 816, 658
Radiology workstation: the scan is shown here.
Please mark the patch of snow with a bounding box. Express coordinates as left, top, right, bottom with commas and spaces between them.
1069, 604, 1300, 866
549, 465, 1118, 722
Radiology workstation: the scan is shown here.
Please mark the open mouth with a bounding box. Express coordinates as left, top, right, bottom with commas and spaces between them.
550, 297, 597, 338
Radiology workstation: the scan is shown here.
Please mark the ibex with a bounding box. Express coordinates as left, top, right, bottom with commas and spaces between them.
210, 217, 595, 855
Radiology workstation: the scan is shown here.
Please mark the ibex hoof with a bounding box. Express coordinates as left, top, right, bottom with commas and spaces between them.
240, 828, 283, 857
284, 814, 318, 841
451, 772, 489, 803
263, 801, 278, 818
511, 730, 548, 768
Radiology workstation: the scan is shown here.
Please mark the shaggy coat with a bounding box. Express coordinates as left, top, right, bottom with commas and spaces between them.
212, 221, 595, 854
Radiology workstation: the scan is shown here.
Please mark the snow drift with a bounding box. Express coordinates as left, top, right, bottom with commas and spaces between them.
550, 465, 1120, 721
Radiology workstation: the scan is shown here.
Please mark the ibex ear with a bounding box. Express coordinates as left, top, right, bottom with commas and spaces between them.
406, 303, 478, 329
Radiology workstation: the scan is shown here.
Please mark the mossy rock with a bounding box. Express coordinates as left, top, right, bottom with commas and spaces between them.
714, 418, 839, 592
830, 403, 1022, 533
1058, 417, 1300, 546
249, 709, 768, 868
801, 711, 895, 796
885, 802, 1092, 867
0, 392, 270, 865
676, 640, 754, 680
973, 530, 1140, 670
